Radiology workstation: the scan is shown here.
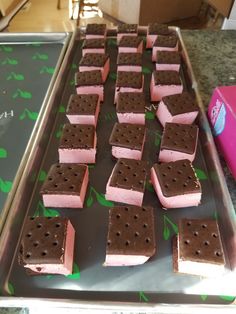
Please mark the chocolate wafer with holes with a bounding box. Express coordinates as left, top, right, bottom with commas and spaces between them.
104, 205, 156, 266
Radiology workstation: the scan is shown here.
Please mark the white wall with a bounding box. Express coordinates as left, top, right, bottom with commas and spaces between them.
99, 0, 140, 23
222, 0, 236, 29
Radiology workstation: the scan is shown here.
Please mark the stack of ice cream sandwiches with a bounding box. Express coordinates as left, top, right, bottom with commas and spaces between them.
18, 23, 226, 278
18, 23, 109, 276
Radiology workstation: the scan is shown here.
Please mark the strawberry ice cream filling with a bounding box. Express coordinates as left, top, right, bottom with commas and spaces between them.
155, 64, 180, 72
104, 254, 150, 266
117, 65, 142, 72
82, 48, 105, 57
112, 146, 142, 160
159, 149, 196, 163
118, 41, 143, 54
117, 113, 145, 125
156, 101, 199, 126
76, 85, 104, 102
146, 34, 158, 48
86, 34, 106, 39
150, 75, 183, 102
151, 167, 201, 208
24, 221, 75, 275
59, 135, 97, 164
79, 59, 110, 82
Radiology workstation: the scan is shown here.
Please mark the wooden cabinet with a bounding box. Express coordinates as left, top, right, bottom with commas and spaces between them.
207, 0, 234, 17
0, 0, 22, 16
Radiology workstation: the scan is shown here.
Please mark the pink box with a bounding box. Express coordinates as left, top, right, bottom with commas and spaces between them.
208, 85, 236, 179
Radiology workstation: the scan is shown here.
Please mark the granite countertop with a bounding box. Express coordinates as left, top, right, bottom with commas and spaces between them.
182, 30, 236, 208
1, 30, 236, 313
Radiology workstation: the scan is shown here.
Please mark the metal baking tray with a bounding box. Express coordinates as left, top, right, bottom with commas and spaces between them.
0, 32, 71, 233
0, 28, 235, 310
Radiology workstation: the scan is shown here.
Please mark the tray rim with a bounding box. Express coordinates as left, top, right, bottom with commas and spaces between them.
0, 27, 235, 307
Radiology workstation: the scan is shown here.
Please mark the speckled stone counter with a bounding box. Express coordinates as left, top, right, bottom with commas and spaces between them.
182, 30, 236, 208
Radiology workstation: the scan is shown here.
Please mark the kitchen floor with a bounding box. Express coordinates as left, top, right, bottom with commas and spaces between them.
7, 0, 224, 32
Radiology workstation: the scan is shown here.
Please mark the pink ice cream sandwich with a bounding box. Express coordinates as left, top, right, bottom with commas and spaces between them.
66, 94, 100, 126
82, 38, 106, 56
115, 71, 144, 104
159, 123, 199, 162
156, 92, 199, 126
58, 124, 97, 164
156, 51, 181, 72
116, 92, 146, 125
40, 163, 89, 208
173, 219, 225, 277
151, 159, 201, 208
118, 36, 143, 54
75, 70, 104, 102
105, 158, 148, 206
117, 52, 142, 72
79, 53, 110, 82
150, 70, 183, 102
146, 22, 170, 49
109, 123, 146, 160
117, 23, 138, 43
18, 217, 75, 275
152, 35, 178, 62
104, 205, 156, 266
85, 23, 106, 39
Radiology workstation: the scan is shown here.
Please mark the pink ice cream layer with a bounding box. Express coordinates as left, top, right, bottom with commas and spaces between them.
76, 86, 104, 102
112, 146, 143, 161
105, 174, 144, 207
156, 64, 180, 72
117, 113, 145, 125
79, 59, 110, 82
177, 234, 225, 277
156, 100, 199, 127
117, 65, 142, 72
152, 43, 179, 62
42, 168, 89, 208
85, 34, 106, 39
159, 150, 196, 163
59, 148, 96, 164
117, 33, 137, 43
104, 254, 150, 266
146, 34, 158, 49
82, 48, 105, 57
59, 135, 97, 164
24, 221, 75, 275
151, 167, 201, 208
118, 42, 143, 54
150, 75, 183, 102
66, 98, 100, 126
115, 76, 144, 104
